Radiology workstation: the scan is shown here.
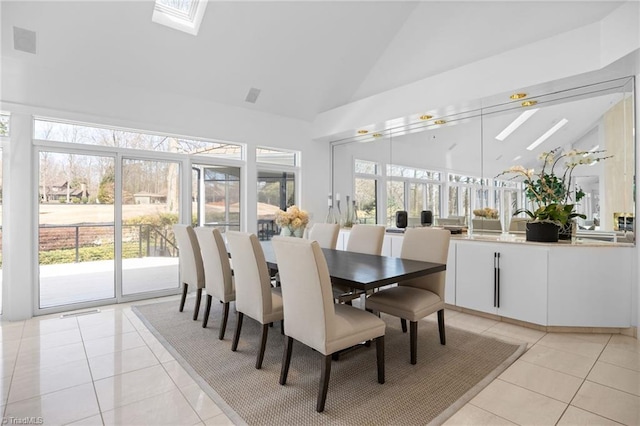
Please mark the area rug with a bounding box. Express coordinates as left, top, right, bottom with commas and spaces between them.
134, 300, 525, 425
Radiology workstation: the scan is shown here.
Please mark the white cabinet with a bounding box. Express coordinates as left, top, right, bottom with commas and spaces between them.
456, 242, 548, 324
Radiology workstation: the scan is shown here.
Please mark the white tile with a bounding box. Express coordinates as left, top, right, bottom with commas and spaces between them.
444, 404, 516, 425
521, 343, 596, 378
179, 383, 223, 420
14, 342, 86, 374
94, 364, 178, 411
557, 332, 611, 345
0, 339, 21, 361
587, 361, 640, 396
146, 340, 175, 363
88, 346, 159, 381
499, 360, 582, 403
537, 333, 606, 360
557, 406, 621, 426
101, 388, 201, 425
0, 323, 24, 342
486, 322, 546, 345
80, 318, 137, 342
65, 414, 105, 426
0, 355, 16, 379
4, 382, 99, 425
162, 360, 198, 388
482, 331, 530, 350
470, 379, 566, 425
1, 374, 11, 405
599, 345, 640, 372
83, 331, 146, 358
18, 328, 83, 353
8, 358, 92, 403
21, 316, 78, 338
572, 381, 640, 425
447, 312, 499, 333
608, 334, 640, 354
202, 413, 235, 426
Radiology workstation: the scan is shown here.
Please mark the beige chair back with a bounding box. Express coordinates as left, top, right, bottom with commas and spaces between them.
194, 227, 234, 302
226, 231, 274, 322
173, 224, 205, 289
399, 228, 450, 298
272, 236, 336, 353
346, 224, 385, 255
308, 223, 340, 249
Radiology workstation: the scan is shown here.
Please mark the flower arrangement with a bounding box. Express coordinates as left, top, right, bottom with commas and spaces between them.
497, 147, 611, 225
473, 207, 499, 219
275, 205, 309, 233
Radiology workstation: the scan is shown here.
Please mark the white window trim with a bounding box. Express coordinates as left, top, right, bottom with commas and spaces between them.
152, 0, 208, 36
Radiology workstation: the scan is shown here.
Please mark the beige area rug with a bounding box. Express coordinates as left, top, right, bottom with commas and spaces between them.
134, 300, 525, 426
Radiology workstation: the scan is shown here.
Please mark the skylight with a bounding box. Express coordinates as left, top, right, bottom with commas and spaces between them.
152, 0, 208, 36
526, 118, 569, 151
495, 108, 538, 141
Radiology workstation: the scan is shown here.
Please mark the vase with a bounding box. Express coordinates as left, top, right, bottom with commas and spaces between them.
525, 221, 559, 242
558, 219, 576, 241
280, 227, 293, 237
293, 226, 305, 238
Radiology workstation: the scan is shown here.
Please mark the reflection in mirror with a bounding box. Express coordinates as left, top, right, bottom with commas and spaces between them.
331, 76, 635, 244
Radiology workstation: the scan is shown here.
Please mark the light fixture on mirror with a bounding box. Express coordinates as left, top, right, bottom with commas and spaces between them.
372, 133, 383, 138
510, 93, 527, 100
522, 100, 538, 107
434, 119, 447, 125
357, 129, 369, 134
419, 114, 433, 120
526, 118, 569, 151
495, 108, 539, 141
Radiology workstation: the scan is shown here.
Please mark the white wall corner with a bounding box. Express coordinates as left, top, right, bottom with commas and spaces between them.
600, 1, 640, 69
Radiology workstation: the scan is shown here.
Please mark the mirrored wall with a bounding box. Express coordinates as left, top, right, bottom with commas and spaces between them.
331, 76, 635, 243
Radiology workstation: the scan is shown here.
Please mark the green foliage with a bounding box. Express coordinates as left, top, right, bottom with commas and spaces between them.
39, 242, 148, 265
515, 204, 586, 226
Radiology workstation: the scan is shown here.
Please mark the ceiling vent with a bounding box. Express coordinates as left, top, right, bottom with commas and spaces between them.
13, 27, 37, 54
245, 87, 261, 104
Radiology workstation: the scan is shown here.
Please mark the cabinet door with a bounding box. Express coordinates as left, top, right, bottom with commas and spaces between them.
497, 245, 548, 325
444, 242, 456, 305
455, 243, 497, 314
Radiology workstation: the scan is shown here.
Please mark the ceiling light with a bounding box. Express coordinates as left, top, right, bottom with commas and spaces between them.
583, 145, 600, 156
372, 133, 383, 137
521, 100, 538, 107
526, 119, 568, 151
357, 130, 368, 134
510, 93, 527, 100
434, 119, 446, 125
419, 115, 433, 120
495, 108, 539, 141
513, 155, 522, 161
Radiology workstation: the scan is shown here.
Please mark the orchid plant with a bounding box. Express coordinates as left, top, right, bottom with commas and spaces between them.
498, 147, 612, 225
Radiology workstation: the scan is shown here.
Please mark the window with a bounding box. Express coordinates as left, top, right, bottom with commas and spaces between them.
34, 119, 242, 159
354, 159, 380, 224
0, 113, 9, 136
385, 164, 442, 226
256, 147, 298, 167
152, 0, 208, 36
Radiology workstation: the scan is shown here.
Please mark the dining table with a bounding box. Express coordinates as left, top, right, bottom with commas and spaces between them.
260, 242, 446, 292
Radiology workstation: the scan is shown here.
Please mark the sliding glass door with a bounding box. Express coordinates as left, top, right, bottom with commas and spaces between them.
38, 151, 116, 308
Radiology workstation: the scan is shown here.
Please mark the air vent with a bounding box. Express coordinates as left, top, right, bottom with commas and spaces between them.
245, 87, 261, 104
14, 27, 36, 54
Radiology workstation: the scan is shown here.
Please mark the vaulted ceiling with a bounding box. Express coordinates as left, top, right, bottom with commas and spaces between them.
1, 1, 626, 122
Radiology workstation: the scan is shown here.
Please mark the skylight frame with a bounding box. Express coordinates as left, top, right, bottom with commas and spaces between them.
152, 0, 208, 36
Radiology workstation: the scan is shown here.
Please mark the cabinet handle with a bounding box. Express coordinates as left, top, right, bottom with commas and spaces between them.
493, 252, 498, 307
496, 252, 501, 308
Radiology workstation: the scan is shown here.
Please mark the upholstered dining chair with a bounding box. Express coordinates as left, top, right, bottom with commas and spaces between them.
194, 227, 235, 339
365, 227, 450, 364
345, 224, 385, 255
307, 223, 340, 249
226, 231, 284, 369
337, 224, 386, 303
173, 224, 205, 320
272, 236, 385, 412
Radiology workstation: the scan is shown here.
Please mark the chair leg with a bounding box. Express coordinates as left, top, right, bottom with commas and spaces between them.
317, 354, 332, 412
219, 302, 230, 340
410, 321, 418, 365
231, 312, 244, 352
179, 283, 188, 312
376, 336, 385, 384
256, 323, 269, 369
438, 309, 446, 345
401, 318, 407, 333
280, 320, 285, 335
193, 288, 203, 320
202, 295, 212, 328
280, 336, 293, 385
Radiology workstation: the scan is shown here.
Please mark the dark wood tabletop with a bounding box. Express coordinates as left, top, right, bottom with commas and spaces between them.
262, 243, 446, 291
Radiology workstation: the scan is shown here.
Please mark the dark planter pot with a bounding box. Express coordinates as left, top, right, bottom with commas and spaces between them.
526, 221, 559, 242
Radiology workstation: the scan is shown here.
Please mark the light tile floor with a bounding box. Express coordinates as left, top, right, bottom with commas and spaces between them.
1, 297, 638, 425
